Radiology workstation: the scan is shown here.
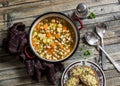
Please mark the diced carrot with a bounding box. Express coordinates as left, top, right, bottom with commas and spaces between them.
32, 37, 37, 42
36, 24, 41, 30
43, 24, 48, 29
50, 49, 54, 54
32, 37, 39, 47
32, 41, 35, 44
55, 33, 60, 39
46, 32, 52, 37
32, 42, 39, 47
55, 42, 60, 46
32, 40, 38, 47
59, 45, 64, 49
50, 44, 54, 48
47, 48, 54, 54
63, 26, 67, 30
55, 42, 64, 49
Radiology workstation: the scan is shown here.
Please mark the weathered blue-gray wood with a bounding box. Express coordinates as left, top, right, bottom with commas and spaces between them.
0, 0, 120, 86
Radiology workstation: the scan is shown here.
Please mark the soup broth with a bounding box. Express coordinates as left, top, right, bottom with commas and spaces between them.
32, 16, 75, 61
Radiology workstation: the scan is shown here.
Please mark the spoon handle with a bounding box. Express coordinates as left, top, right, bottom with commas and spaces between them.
98, 45, 120, 72
101, 38, 107, 70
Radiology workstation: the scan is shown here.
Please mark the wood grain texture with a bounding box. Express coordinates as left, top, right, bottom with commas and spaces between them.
106, 77, 120, 86
0, 0, 120, 86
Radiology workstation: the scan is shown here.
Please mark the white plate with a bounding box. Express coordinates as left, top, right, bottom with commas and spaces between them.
61, 60, 106, 86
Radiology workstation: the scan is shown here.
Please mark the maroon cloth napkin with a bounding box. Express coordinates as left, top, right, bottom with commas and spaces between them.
2, 22, 64, 85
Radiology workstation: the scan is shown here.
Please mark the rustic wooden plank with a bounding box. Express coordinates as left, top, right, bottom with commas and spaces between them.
6, 0, 42, 6
82, 12, 120, 25
76, 42, 120, 58
3, 0, 95, 7
0, 47, 8, 55
17, 82, 54, 86
5, 0, 114, 11
10, 12, 116, 28
0, 31, 7, 46
66, 3, 120, 17
16, 70, 120, 86
0, 0, 117, 21
105, 69, 120, 79
3, 13, 120, 31
0, 69, 119, 86
0, 15, 4, 22
0, 0, 86, 14
0, 70, 119, 86
0, 23, 6, 31
15, 76, 120, 86
5, 0, 100, 7
0, 58, 24, 71
0, 55, 16, 63
7, 12, 120, 32
106, 77, 120, 86
0, 77, 34, 86
7, 1, 119, 23
0, 68, 27, 80
82, 18, 120, 31
88, 3, 120, 15
1, 69, 119, 86
1, 3, 120, 31
0, 77, 52, 86
87, 0, 118, 7
63, 58, 120, 73
0, 0, 116, 30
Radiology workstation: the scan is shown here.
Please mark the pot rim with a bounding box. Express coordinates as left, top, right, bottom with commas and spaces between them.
28, 12, 80, 63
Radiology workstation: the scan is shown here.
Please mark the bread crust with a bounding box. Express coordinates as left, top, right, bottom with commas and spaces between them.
65, 65, 100, 86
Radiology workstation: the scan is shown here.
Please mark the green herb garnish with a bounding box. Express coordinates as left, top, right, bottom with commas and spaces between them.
84, 50, 91, 56
88, 12, 96, 19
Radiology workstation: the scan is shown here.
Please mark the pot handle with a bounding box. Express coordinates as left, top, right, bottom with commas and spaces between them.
72, 16, 83, 30
24, 45, 35, 59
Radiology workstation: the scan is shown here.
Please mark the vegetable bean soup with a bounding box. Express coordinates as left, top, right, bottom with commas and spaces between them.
32, 17, 75, 61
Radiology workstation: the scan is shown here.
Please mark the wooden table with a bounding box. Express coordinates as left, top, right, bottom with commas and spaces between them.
0, 0, 120, 86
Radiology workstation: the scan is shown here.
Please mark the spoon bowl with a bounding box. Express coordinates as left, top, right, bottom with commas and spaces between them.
96, 23, 107, 38
85, 32, 99, 46
85, 32, 120, 72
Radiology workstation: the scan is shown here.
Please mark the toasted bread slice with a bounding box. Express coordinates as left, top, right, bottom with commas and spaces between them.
69, 66, 96, 77
69, 66, 83, 77
65, 77, 79, 86
81, 66, 97, 76
79, 74, 100, 86
68, 65, 100, 86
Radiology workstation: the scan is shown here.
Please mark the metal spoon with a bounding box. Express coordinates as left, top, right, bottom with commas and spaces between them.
85, 32, 120, 72
96, 23, 107, 70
